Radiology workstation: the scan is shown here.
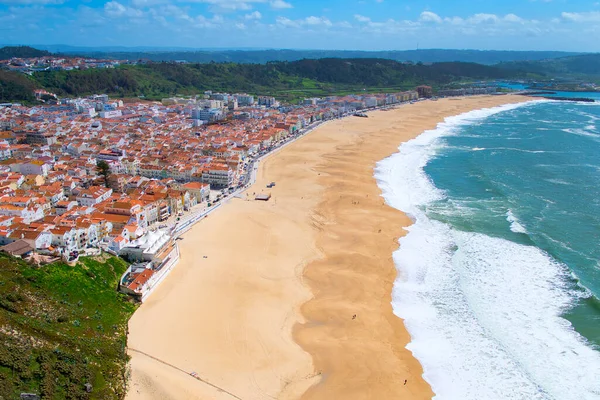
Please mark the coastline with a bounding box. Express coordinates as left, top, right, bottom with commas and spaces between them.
125, 95, 532, 400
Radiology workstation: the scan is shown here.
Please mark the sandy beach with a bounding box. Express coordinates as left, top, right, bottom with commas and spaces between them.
126, 95, 531, 400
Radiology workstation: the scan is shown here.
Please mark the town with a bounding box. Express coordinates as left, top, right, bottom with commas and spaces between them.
1, 54, 130, 74
0, 88, 421, 301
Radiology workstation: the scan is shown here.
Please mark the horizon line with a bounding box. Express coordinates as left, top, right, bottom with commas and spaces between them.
0, 44, 594, 54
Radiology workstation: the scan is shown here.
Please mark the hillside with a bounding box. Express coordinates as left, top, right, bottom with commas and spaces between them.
24, 58, 535, 102
498, 53, 600, 80
47, 47, 582, 65
0, 254, 136, 399
0, 46, 51, 60
0, 70, 37, 103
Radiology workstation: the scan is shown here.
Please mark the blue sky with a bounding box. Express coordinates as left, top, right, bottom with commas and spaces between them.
1, 0, 600, 51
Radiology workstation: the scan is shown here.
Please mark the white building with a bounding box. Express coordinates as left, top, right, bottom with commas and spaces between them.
192, 108, 224, 122
50, 227, 78, 253
10, 161, 52, 177
364, 97, 378, 108
0, 205, 44, 223
76, 186, 113, 207
236, 94, 254, 106
201, 165, 234, 188
119, 229, 171, 262
99, 110, 123, 118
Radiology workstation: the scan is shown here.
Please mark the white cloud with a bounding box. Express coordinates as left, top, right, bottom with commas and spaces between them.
270, 0, 292, 9
444, 16, 464, 25
419, 11, 442, 23
158, 4, 193, 21
561, 11, 600, 22
195, 13, 223, 27
275, 16, 298, 27
504, 13, 524, 23
304, 15, 332, 26
467, 13, 499, 24
130, 0, 167, 7
275, 15, 332, 28
186, 0, 259, 11
0, 0, 64, 4
181, 0, 290, 12
354, 14, 371, 23
104, 1, 143, 18
244, 10, 262, 20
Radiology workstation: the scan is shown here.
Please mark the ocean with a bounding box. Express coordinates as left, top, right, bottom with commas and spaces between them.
375, 96, 600, 400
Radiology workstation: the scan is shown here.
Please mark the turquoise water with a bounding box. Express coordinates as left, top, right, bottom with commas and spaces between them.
376, 100, 600, 399
426, 100, 600, 347
499, 82, 600, 101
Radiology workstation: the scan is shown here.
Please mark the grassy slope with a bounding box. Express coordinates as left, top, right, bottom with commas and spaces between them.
0, 254, 136, 399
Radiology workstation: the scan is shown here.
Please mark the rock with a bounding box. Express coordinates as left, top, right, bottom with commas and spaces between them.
20, 394, 40, 400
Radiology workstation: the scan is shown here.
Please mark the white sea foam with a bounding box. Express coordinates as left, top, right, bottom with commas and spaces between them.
375, 101, 600, 400
563, 127, 599, 139
545, 178, 574, 186
506, 209, 527, 233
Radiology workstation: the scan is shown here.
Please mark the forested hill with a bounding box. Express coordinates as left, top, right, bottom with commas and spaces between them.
19, 58, 535, 102
273, 58, 523, 84
0, 46, 51, 60
51, 47, 582, 65
0, 70, 38, 103
498, 54, 600, 79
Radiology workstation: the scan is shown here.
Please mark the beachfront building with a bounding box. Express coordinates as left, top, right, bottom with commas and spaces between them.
118, 229, 180, 302
201, 163, 234, 188
364, 97, 378, 108
417, 86, 433, 98
119, 229, 170, 262
437, 87, 498, 97
179, 182, 210, 203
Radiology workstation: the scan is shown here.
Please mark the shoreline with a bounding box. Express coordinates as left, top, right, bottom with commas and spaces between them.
125, 95, 532, 400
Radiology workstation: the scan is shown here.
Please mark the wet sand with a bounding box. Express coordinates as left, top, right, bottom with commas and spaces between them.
126, 95, 532, 400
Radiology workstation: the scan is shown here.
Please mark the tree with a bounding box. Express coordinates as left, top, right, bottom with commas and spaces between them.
96, 160, 111, 188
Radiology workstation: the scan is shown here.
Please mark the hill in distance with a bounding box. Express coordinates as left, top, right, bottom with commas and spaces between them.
0, 46, 51, 60
498, 53, 600, 80
25, 58, 538, 102
1, 45, 584, 65
53, 47, 584, 65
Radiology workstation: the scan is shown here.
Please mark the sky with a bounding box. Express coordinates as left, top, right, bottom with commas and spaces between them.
1, 0, 600, 51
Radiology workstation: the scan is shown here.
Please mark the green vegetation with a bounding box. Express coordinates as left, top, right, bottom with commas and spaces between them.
0, 46, 51, 60
22, 58, 535, 102
60, 48, 583, 65
498, 54, 600, 80
0, 253, 136, 399
96, 160, 111, 188
0, 70, 37, 103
